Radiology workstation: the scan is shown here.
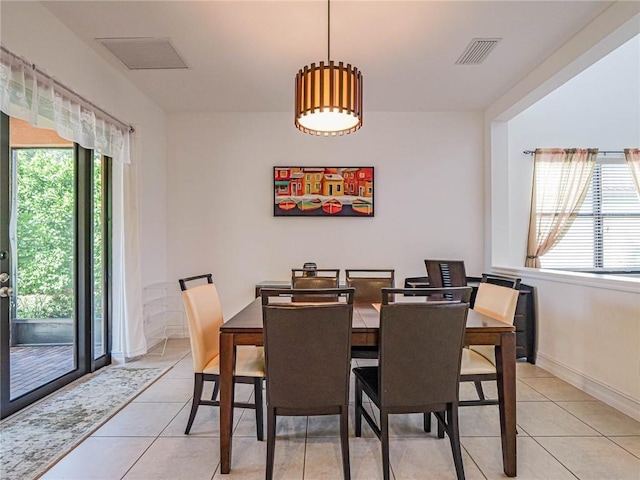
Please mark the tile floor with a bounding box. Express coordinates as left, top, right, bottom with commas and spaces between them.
41, 339, 640, 480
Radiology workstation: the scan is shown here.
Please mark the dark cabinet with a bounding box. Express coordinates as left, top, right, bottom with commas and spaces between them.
513, 283, 536, 364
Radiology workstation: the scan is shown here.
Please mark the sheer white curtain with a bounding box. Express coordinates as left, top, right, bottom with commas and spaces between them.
526, 148, 598, 268
625, 148, 640, 198
0, 46, 146, 359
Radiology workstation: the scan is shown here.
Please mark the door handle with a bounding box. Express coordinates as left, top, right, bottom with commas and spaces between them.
0, 286, 13, 298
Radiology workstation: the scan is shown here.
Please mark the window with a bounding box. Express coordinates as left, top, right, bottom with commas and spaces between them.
539, 159, 640, 272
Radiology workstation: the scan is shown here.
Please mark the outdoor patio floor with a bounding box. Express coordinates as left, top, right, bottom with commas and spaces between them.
10, 345, 75, 399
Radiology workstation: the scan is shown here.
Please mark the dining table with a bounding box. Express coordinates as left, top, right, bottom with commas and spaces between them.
218, 297, 517, 477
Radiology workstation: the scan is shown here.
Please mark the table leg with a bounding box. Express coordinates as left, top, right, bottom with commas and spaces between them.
220, 332, 236, 474
496, 332, 517, 477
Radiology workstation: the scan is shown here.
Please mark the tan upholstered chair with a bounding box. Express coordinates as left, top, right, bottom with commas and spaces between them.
261, 288, 355, 480
345, 269, 394, 359
353, 287, 472, 480
459, 274, 520, 406
179, 274, 265, 438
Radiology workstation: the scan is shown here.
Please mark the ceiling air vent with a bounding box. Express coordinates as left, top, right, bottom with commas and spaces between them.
455, 38, 502, 65
97, 37, 188, 70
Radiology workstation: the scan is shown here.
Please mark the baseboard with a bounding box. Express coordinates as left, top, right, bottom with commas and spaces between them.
537, 352, 640, 422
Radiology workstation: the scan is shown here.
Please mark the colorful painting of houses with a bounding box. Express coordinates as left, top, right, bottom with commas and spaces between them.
274, 167, 374, 217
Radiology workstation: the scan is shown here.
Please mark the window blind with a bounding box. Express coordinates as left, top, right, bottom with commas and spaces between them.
539, 160, 640, 271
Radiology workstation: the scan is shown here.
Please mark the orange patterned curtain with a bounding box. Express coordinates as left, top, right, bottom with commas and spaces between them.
525, 148, 598, 268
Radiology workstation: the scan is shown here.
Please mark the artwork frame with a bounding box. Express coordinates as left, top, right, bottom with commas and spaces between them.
274, 166, 375, 217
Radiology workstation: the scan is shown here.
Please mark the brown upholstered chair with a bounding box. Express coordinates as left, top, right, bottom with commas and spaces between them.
261, 288, 355, 480
179, 274, 265, 438
460, 273, 520, 406
353, 287, 472, 480
345, 269, 394, 359
290, 268, 340, 302
345, 269, 395, 303
424, 259, 467, 288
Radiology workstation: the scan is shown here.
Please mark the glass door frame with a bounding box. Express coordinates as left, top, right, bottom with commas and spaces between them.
0, 114, 112, 419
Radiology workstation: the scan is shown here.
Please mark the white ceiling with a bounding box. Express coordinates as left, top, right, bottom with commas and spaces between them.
41, 1, 614, 113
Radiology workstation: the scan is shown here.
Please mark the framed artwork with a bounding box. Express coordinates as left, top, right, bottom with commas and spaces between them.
274, 167, 374, 217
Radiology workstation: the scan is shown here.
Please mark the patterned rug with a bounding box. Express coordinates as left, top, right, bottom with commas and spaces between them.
0, 366, 168, 480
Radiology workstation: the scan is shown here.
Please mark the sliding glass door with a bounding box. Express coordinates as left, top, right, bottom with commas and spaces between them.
0, 115, 111, 419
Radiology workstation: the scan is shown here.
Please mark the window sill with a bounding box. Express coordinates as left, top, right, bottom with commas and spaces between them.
491, 266, 640, 294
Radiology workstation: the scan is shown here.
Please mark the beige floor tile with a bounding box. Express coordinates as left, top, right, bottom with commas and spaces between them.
41, 437, 154, 480
123, 436, 219, 480
232, 406, 266, 439
536, 436, 640, 480
212, 437, 305, 480
161, 401, 223, 437
516, 380, 549, 401
610, 436, 640, 459
306, 413, 370, 438
389, 436, 485, 480
460, 379, 547, 402
517, 402, 600, 436
519, 377, 596, 401
133, 377, 195, 403
462, 436, 575, 480
516, 362, 554, 378
391, 407, 508, 438
459, 406, 503, 437
347, 437, 388, 480
163, 357, 195, 379
92, 401, 185, 437
557, 401, 640, 436
303, 437, 352, 479
129, 345, 190, 368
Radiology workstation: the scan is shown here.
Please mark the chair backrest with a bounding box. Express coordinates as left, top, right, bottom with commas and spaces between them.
261, 288, 354, 410
473, 282, 519, 324
424, 260, 467, 287
345, 269, 395, 304
179, 275, 223, 373
291, 268, 340, 301
377, 287, 470, 409
481, 273, 521, 289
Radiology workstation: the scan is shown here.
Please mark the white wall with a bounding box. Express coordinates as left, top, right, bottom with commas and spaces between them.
0, 2, 168, 287
166, 112, 484, 316
508, 34, 640, 266
487, 8, 640, 420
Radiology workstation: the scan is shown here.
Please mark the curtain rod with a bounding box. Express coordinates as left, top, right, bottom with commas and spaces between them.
523, 149, 625, 155
1, 45, 134, 134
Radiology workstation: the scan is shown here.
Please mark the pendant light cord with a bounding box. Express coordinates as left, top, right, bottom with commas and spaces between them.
327, 0, 331, 62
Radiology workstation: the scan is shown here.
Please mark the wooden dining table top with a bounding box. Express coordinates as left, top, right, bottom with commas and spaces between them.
220, 297, 515, 337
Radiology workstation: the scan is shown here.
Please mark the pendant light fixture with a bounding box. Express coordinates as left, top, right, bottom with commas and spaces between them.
294, 0, 363, 136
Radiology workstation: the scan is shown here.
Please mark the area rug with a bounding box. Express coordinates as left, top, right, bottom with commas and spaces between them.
0, 366, 168, 480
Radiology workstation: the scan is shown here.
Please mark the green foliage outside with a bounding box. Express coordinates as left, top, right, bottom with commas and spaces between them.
15, 148, 103, 319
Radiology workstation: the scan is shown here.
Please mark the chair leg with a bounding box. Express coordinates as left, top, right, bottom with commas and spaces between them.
340, 405, 351, 480
423, 412, 431, 433
437, 410, 445, 439
266, 406, 276, 480
473, 381, 486, 401
254, 377, 264, 441
381, 410, 391, 480
447, 404, 466, 480
185, 373, 204, 434
354, 379, 363, 437
211, 380, 219, 401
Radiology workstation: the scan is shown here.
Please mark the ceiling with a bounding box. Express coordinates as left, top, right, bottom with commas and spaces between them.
41, 1, 614, 114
